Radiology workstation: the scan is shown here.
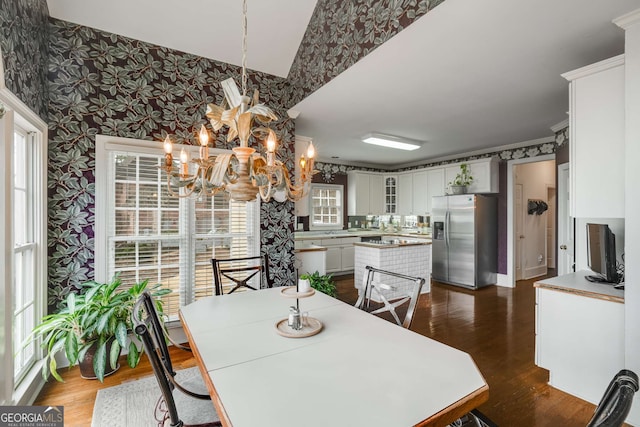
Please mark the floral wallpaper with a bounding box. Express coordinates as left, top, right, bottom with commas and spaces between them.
46, 18, 295, 307
287, 0, 445, 106
0, 0, 49, 119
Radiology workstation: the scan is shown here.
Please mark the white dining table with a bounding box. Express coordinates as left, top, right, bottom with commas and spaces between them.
180, 287, 488, 427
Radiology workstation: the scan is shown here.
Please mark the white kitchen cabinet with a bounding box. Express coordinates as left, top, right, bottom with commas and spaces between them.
348, 171, 384, 215
444, 158, 499, 194
562, 55, 625, 218
398, 171, 428, 215
412, 170, 428, 214
342, 244, 355, 270
384, 175, 398, 214
426, 168, 445, 213
320, 236, 359, 273
398, 173, 413, 215
325, 246, 342, 272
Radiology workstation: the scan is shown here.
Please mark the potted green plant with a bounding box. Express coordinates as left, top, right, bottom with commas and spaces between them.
449, 163, 473, 194
300, 271, 337, 298
29, 277, 171, 382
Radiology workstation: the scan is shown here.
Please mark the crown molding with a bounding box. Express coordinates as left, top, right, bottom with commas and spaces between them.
550, 119, 569, 133
613, 8, 640, 29
561, 54, 625, 81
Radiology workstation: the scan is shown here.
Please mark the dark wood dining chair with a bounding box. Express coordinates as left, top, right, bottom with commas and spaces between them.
133, 291, 222, 427
211, 254, 272, 296
354, 265, 425, 329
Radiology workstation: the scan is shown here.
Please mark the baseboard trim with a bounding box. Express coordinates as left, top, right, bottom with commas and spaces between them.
496, 274, 512, 287
525, 265, 547, 279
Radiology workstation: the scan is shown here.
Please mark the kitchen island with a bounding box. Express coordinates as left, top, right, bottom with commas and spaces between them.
354, 239, 432, 300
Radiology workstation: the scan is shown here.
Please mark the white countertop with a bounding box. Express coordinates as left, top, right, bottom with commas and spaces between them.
534, 271, 624, 303
295, 230, 432, 240
354, 240, 431, 248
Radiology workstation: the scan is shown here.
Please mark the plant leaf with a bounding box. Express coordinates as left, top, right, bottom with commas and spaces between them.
115, 321, 128, 348
67, 292, 76, 314
109, 340, 121, 370
93, 340, 107, 382
127, 341, 140, 368
49, 356, 62, 382
64, 332, 79, 365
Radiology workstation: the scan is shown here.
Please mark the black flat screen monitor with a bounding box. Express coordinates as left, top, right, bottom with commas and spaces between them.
586, 223, 619, 284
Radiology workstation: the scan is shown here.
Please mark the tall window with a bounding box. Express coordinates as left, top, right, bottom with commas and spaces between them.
310, 184, 343, 229
0, 96, 47, 405
12, 125, 37, 384
95, 137, 260, 320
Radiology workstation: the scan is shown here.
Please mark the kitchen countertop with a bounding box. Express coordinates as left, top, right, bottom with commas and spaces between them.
354, 239, 431, 248
294, 246, 328, 253
534, 271, 624, 303
294, 230, 432, 240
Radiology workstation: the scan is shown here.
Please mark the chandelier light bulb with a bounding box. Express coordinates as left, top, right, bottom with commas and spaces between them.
300, 154, 306, 169
180, 148, 189, 176
163, 136, 173, 154
307, 141, 315, 158
199, 125, 209, 146
266, 133, 276, 153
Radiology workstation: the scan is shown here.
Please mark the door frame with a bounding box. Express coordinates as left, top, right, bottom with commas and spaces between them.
506, 154, 555, 287
515, 183, 524, 281
557, 163, 573, 275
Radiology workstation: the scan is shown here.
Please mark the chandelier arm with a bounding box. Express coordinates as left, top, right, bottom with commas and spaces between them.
166, 174, 198, 199
257, 176, 274, 202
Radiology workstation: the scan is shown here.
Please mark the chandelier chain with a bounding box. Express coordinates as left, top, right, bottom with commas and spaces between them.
241, 0, 248, 96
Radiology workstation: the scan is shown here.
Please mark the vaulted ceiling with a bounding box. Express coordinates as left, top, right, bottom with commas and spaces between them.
47, 0, 640, 167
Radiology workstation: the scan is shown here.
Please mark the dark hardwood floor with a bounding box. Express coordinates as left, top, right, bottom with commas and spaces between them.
35, 271, 602, 426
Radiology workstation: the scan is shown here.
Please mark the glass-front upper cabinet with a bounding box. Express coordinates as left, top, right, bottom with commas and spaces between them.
384, 175, 397, 214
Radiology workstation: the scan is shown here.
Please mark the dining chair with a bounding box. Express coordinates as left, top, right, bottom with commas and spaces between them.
354, 265, 425, 329
133, 291, 222, 427
586, 369, 638, 427
211, 254, 272, 296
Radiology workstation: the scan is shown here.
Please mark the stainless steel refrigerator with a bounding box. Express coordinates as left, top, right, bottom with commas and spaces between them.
431, 194, 497, 289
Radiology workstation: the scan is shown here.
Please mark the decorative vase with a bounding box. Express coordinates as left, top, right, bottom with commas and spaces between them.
298, 278, 311, 293
451, 185, 467, 195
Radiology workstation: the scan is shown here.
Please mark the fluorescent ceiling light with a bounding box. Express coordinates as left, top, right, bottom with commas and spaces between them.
362, 133, 422, 151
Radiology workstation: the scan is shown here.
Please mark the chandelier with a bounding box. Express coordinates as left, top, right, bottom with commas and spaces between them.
159, 0, 316, 202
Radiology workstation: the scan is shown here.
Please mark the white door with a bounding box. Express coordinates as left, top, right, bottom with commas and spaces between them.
546, 187, 556, 269
515, 183, 524, 281
557, 164, 574, 275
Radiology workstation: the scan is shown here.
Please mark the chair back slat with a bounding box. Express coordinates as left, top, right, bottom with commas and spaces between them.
355, 265, 425, 329
211, 254, 272, 295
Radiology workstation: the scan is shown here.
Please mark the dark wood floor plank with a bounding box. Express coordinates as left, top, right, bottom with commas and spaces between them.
35, 272, 606, 426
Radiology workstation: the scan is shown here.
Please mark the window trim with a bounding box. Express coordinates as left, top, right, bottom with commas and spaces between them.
0, 87, 48, 405
309, 183, 344, 230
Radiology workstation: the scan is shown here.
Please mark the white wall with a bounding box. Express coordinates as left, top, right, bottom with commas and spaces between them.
616, 9, 640, 426
515, 160, 555, 278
